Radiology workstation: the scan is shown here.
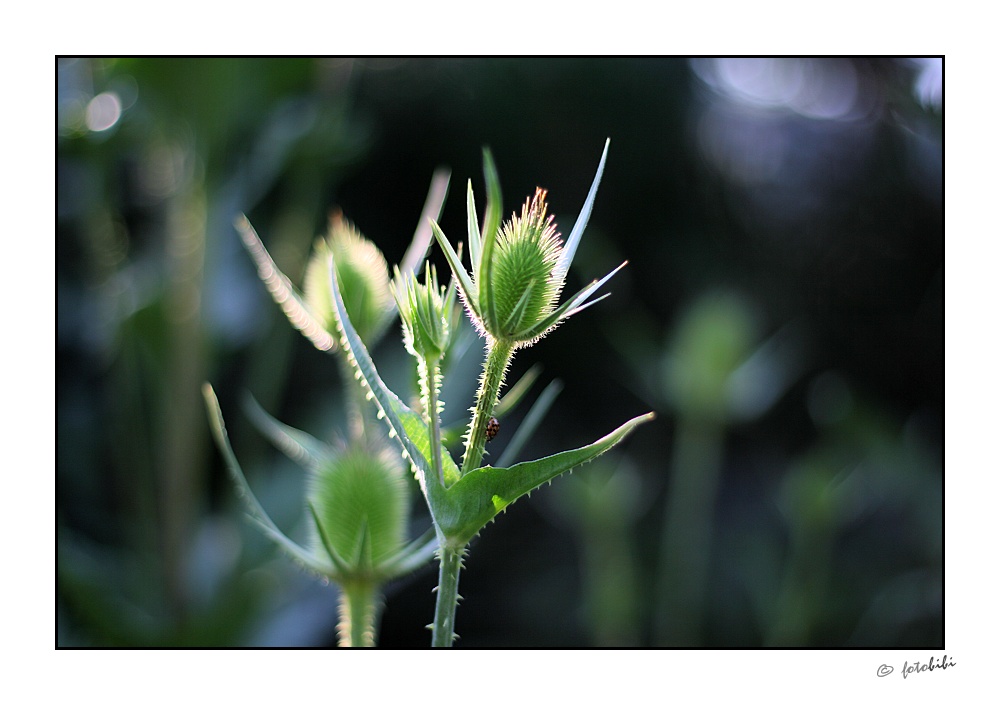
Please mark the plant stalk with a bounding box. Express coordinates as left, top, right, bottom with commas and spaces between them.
425, 357, 445, 486
338, 580, 379, 647
462, 338, 515, 473
431, 545, 463, 647
655, 416, 725, 646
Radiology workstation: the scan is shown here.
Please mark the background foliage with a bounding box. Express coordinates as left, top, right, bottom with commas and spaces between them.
56, 57, 942, 647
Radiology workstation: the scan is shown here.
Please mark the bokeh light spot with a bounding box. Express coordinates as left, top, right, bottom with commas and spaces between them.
692, 58, 864, 122
85, 92, 122, 132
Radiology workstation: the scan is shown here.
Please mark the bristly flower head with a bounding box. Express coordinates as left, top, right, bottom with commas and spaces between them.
431, 139, 625, 349
490, 188, 563, 341
307, 441, 409, 574
304, 213, 392, 347
392, 261, 455, 363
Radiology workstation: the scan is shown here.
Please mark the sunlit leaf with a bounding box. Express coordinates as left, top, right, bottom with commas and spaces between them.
436, 412, 655, 547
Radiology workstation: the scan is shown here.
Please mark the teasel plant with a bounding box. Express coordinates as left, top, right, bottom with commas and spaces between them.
204, 172, 452, 646
329, 139, 654, 646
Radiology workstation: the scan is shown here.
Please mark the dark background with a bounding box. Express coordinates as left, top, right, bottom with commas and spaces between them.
56, 57, 942, 647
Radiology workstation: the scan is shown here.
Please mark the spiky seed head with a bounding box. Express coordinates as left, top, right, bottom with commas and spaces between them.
304, 214, 392, 347
307, 443, 409, 574
393, 262, 452, 362
482, 188, 564, 343
431, 140, 622, 352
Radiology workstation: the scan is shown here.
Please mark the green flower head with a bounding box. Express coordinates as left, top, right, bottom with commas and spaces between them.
307, 442, 409, 575
391, 262, 455, 363
431, 139, 625, 348
489, 187, 563, 340
304, 213, 392, 347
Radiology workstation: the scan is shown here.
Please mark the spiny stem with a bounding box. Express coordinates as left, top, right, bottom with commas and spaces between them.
462, 337, 515, 473
338, 580, 379, 647
425, 357, 445, 486
431, 545, 463, 647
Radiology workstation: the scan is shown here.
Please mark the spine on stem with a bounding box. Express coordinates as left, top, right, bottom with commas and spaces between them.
431, 545, 464, 647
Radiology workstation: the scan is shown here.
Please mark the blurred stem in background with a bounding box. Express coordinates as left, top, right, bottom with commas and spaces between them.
656, 418, 725, 645
759, 382, 943, 646
653, 291, 766, 646
765, 451, 838, 645
159, 158, 208, 621
654, 292, 801, 646
551, 461, 643, 646
58, 57, 371, 644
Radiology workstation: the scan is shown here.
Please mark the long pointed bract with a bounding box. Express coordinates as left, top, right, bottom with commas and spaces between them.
203, 383, 334, 576
242, 393, 332, 471
466, 180, 482, 285
479, 148, 502, 333
234, 215, 337, 352
398, 168, 452, 280
378, 528, 439, 578
520, 260, 627, 342
553, 138, 610, 282
431, 220, 479, 320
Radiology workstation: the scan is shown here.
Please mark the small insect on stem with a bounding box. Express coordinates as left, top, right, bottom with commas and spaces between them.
485, 417, 500, 442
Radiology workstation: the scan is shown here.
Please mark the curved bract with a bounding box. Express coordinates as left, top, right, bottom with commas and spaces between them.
203, 383, 438, 583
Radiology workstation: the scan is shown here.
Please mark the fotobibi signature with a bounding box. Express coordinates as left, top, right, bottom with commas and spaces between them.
877, 655, 956, 679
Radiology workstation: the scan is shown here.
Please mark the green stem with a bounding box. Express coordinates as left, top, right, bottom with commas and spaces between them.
655, 416, 725, 646
338, 580, 379, 647
425, 357, 445, 486
431, 545, 463, 647
461, 338, 515, 473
